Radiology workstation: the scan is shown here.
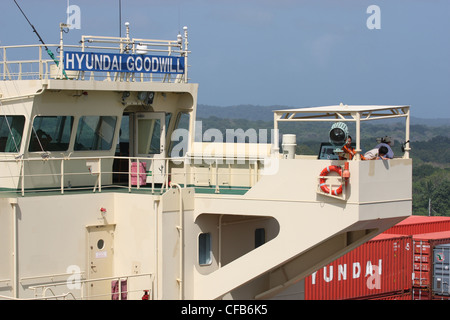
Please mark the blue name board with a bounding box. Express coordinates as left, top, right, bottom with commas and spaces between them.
64, 51, 185, 74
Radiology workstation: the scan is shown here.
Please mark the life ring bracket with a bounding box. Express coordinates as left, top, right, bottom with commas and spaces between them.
317, 164, 349, 200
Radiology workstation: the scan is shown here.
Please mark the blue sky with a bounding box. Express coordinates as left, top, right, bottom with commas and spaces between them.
1, 0, 449, 119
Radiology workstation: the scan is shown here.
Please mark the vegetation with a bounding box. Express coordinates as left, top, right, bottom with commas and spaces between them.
196, 111, 450, 217
412, 164, 450, 216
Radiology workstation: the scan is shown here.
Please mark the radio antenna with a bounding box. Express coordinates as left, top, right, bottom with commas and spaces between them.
119, 0, 122, 37
13, 0, 67, 78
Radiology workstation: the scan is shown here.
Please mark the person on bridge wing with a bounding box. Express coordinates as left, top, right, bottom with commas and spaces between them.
374, 136, 394, 159
364, 145, 389, 160
339, 136, 357, 160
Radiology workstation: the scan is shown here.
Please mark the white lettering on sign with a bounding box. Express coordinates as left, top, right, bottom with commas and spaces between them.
311, 259, 382, 285
324, 266, 333, 282
353, 262, 361, 279
338, 264, 347, 281
64, 51, 184, 74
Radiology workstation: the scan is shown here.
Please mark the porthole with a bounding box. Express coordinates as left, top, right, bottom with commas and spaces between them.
97, 239, 105, 250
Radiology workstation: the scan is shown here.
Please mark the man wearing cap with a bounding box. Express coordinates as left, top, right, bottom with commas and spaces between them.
374, 136, 394, 159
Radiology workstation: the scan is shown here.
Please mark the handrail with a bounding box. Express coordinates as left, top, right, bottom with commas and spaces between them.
0, 292, 77, 300
20, 271, 86, 283
2, 272, 154, 300
1, 26, 189, 83
0, 154, 268, 196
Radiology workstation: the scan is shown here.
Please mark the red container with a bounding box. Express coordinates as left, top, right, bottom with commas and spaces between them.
304, 234, 413, 300
370, 291, 412, 300
384, 216, 450, 235
412, 231, 450, 288
348, 290, 412, 300
412, 287, 431, 300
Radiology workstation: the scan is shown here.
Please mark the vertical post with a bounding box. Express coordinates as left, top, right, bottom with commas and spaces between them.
126, 22, 130, 41
355, 112, 361, 160
153, 199, 159, 299
2, 47, 5, 80
215, 159, 219, 193
38, 46, 43, 79
10, 199, 18, 299
81, 36, 86, 80
59, 23, 64, 79
128, 158, 131, 192
136, 159, 140, 190
61, 159, 64, 194
184, 156, 188, 189
183, 26, 188, 83
151, 159, 154, 194
165, 158, 169, 191
98, 158, 102, 192
119, 0, 122, 37
273, 112, 280, 155
404, 107, 411, 159
20, 160, 24, 197
170, 183, 184, 300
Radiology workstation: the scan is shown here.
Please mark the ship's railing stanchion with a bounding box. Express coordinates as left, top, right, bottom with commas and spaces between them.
61, 159, 64, 194
151, 159, 155, 194
20, 159, 24, 197
128, 158, 131, 192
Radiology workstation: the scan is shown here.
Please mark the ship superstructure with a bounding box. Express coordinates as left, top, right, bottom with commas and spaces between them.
0, 24, 412, 300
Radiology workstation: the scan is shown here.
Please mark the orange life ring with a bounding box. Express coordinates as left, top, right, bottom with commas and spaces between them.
319, 165, 343, 195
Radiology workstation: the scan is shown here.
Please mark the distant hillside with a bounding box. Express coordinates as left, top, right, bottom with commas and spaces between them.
197, 104, 282, 122
196, 104, 450, 143
197, 104, 450, 127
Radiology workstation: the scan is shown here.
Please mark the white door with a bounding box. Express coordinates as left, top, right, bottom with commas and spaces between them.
87, 224, 115, 300
134, 112, 166, 184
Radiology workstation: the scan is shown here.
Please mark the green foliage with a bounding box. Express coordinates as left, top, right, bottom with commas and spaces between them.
412, 165, 450, 216
410, 136, 450, 165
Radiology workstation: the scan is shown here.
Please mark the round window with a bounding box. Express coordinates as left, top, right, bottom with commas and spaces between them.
97, 239, 105, 250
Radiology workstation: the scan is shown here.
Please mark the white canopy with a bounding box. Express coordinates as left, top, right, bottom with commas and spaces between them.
273, 104, 411, 159
274, 104, 410, 122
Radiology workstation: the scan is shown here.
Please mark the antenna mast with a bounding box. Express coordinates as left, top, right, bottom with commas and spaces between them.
119, 0, 122, 37
13, 0, 68, 79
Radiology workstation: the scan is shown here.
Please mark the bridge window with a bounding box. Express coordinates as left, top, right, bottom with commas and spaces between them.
198, 232, 212, 266
169, 112, 190, 157
137, 117, 161, 154
29, 116, 73, 152
0, 115, 25, 153
74, 116, 117, 151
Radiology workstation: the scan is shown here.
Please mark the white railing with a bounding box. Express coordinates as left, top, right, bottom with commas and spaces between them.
1, 27, 189, 83
0, 155, 266, 196
0, 272, 154, 300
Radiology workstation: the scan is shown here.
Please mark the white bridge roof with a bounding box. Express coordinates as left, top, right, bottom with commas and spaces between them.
274, 104, 410, 122
272, 103, 411, 159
